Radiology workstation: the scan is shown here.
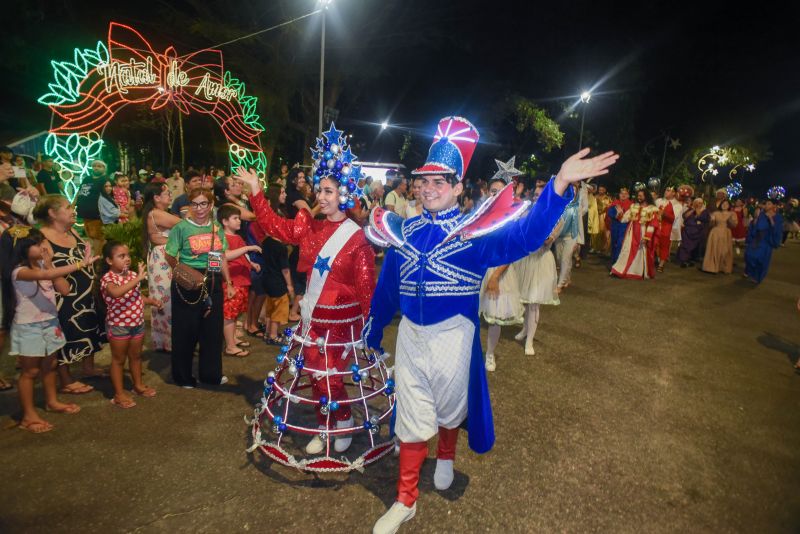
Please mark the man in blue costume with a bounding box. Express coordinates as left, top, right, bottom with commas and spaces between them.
744, 199, 783, 284
364, 116, 618, 533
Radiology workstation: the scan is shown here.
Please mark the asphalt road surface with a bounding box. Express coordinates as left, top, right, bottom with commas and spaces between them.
2, 241, 799, 533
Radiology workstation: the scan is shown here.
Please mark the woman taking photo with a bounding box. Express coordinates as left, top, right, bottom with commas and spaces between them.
164, 188, 234, 388
35, 195, 106, 394
141, 183, 181, 353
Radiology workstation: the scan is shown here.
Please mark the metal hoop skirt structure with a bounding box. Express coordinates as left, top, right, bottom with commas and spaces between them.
247, 320, 396, 473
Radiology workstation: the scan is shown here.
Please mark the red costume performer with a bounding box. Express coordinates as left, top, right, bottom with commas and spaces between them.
248, 191, 376, 426
611, 203, 660, 279
655, 200, 675, 267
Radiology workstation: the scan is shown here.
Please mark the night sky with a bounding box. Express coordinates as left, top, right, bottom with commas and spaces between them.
3, 0, 799, 191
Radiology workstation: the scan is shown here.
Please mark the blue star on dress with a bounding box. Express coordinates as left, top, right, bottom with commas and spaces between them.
314, 255, 332, 276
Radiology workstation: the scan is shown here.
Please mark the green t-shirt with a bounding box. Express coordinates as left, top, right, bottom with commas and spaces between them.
165, 219, 228, 270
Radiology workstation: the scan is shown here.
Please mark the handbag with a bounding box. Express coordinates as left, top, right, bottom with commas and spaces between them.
173, 222, 216, 291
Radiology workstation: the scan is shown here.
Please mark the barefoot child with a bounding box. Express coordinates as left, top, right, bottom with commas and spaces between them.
9, 227, 98, 432
100, 241, 162, 408
218, 205, 261, 357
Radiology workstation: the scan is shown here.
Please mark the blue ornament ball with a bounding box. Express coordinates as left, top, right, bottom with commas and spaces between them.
352, 373, 362, 383
273, 414, 283, 424
334, 160, 343, 170
384, 387, 394, 396
278, 423, 287, 432
346, 199, 355, 209
283, 328, 293, 337
386, 378, 395, 388
323, 151, 332, 160
316, 166, 325, 176
350, 364, 360, 373
329, 401, 340, 412
319, 395, 328, 406
338, 203, 347, 211
276, 354, 286, 364
324, 143, 331, 150
347, 181, 356, 192
266, 376, 275, 385
363, 421, 372, 430
263, 387, 271, 397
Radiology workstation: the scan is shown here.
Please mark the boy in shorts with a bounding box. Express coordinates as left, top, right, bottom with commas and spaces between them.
261, 234, 294, 344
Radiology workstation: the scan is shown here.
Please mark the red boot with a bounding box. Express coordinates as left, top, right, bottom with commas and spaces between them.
434, 426, 458, 490
397, 441, 428, 506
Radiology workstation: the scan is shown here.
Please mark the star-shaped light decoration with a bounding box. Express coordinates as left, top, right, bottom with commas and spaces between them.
322, 123, 345, 145
669, 138, 681, 150
340, 146, 356, 165
489, 156, 522, 184
314, 255, 332, 277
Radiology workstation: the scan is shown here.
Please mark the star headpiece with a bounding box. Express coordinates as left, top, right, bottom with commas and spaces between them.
310, 122, 363, 211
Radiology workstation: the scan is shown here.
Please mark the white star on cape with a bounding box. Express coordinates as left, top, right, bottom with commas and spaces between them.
490, 156, 522, 183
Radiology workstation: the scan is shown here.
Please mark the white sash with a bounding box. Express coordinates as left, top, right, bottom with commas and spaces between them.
300, 218, 360, 326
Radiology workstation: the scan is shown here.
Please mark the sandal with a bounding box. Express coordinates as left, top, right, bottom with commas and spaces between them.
132, 386, 157, 398
59, 382, 94, 395
264, 337, 283, 346
224, 348, 250, 358
235, 340, 251, 348
246, 328, 265, 338
46, 403, 81, 414
19, 420, 53, 433
110, 397, 137, 409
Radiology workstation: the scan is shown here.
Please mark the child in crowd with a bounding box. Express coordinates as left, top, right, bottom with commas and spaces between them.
98, 180, 120, 224
100, 241, 162, 408
9, 227, 98, 432
218, 205, 261, 357
113, 173, 133, 223
261, 232, 294, 345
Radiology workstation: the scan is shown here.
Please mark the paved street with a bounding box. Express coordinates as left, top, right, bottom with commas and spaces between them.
2, 242, 799, 533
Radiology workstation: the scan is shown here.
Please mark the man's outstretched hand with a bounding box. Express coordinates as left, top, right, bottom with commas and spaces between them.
554, 148, 619, 196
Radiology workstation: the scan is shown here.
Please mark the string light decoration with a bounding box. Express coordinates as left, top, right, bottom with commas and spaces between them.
247, 325, 397, 472
697, 145, 758, 184
38, 22, 267, 201
767, 186, 786, 200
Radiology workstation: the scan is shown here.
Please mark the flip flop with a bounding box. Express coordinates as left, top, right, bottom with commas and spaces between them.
132, 387, 157, 398
246, 329, 264, 338
59, 382, 94, 395
224, 348, 250, 358
46, 403, 81, 414
110, 397, 137, 409
235, 340, 251, 348
19, 420, 53, 433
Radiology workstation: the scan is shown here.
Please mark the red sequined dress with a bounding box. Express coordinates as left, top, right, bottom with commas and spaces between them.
249, 191, 376, 424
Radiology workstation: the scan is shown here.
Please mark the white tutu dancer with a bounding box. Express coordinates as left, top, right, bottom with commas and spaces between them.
477, 158, 526, 372
513, 184, 562, 356
479, 264, 522, 372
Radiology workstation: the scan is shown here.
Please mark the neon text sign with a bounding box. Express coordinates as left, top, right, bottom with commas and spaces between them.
38, 22, 267, 201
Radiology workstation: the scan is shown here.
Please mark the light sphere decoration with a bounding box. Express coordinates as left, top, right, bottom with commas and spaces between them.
580, 91, 592, 103
647, 176, 661, 191
380, 120, 389, 130
726, 181, 743, 198
767, 185, 786, 200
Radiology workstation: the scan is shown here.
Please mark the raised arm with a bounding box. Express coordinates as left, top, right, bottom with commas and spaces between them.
235, 168, 310, 245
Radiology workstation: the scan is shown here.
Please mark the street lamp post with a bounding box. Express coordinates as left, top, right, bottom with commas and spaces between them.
578, 91, 591, 149
317, 0, 333, 135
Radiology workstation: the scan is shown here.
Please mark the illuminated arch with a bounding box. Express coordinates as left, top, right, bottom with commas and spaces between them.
38, 22, 267, 201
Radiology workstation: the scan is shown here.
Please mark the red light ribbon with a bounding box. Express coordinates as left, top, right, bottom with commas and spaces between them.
47, 22, 262, 152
